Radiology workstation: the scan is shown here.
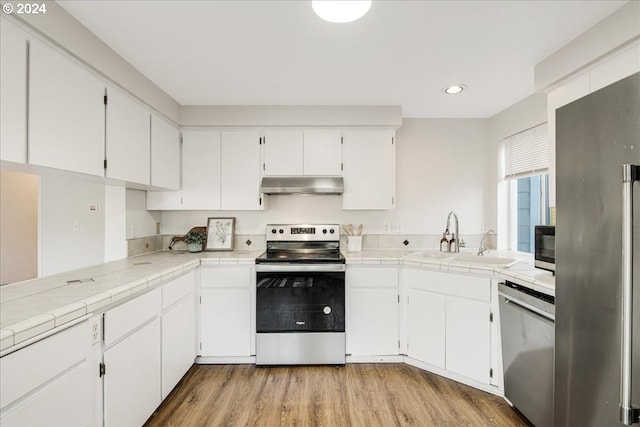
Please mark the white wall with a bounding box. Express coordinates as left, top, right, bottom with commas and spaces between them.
126, 189, 161, 239
105, 185, 127, 262
0, 170, 38, 284
40, 173, 105, 276
161, 118, 494, 237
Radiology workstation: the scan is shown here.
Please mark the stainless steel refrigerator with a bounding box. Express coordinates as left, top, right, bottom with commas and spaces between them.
555, 71, 640, 426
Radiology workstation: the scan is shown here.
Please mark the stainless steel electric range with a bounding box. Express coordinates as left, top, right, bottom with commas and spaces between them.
255, 224, 345, 365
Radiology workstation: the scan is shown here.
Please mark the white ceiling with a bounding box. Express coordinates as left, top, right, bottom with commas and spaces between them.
58, 0, 626, 118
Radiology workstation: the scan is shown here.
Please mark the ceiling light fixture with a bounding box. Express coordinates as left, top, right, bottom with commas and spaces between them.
312, 0, 372, 24
444, 84, 466, 95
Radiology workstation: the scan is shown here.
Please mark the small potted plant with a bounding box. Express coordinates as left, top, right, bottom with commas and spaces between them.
184, 229, 207, 253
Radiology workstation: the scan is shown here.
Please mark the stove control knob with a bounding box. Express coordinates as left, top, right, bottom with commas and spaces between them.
279, 229, 284, 234
323, 306, 332, 315
271, 229, 277, 234
329, 228, 335, 234
322, 229, 327, 234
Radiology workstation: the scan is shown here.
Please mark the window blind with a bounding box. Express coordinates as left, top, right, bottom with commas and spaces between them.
503, 122, 549, 178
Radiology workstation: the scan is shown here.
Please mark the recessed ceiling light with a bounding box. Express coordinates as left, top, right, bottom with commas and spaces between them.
312, 0, 372, 23
444, 84, 466, 95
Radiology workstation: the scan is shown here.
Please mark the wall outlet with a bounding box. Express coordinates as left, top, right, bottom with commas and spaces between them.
392, 222, 402, 232
89, 316, 102, 345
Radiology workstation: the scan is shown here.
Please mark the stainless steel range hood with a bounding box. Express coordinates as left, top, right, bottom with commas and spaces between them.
260, 176, 344, 195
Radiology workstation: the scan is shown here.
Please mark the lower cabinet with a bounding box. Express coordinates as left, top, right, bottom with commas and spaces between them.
346, 266, 399, 358
161, 295, 196, 399
103, 318, 161, 427
403, 268, 494, 386
199, 266, 253, 359
0, 321, 94, 427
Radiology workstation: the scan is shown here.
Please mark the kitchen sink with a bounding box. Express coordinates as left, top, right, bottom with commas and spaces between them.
406, 251, 457, 260
452, 253, 518, 267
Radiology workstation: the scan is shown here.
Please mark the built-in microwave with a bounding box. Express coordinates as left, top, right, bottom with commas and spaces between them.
534, 225, 555, 274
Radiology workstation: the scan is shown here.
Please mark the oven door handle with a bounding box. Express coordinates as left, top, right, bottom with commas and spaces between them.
255, 263, 346, 272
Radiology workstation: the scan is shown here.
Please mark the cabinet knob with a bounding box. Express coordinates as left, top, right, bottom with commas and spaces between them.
323, 306, 332, 315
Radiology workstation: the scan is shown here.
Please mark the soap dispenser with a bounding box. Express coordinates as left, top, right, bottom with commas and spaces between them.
440, 233, 449, 252
449, 233, 456, 252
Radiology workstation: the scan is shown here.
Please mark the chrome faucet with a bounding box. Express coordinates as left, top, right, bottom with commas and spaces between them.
445, 211, 465, 252
478, 229, 497, 256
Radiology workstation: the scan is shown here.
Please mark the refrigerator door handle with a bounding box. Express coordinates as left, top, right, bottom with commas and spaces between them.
620, 164, 640, 425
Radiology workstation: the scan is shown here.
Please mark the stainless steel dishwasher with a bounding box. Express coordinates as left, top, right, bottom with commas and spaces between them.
499, 280, 555, 427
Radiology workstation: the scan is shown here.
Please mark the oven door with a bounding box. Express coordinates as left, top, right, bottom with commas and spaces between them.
256, 267, 345, 333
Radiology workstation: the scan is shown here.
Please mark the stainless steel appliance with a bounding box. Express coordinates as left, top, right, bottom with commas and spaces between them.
534, 225, 555, 273
255, 224, 345, 365
499, 280, 555, 427
555, 72, 640, 426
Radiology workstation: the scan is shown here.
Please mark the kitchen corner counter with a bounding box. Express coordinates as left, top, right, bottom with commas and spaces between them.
0, 250, 262, 353
343, 249, 555, 296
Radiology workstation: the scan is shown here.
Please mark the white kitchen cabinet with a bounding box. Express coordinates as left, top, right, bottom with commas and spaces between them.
342, 129, 395, 210
407, 288, 446, 369
181, 130, 221, 210
199, 267, 252, 358
263, 130, 304, 175
161, 295, 196, 399
346, 267, 399, 358
146, 190, 182, 210
262, 130, 342, 176
221, 130, 263, 210
150, 114, 180, 190
29, 39, 105, 177
403, 268, 493, 386
0, 17, 28, 163
103, 318, 161, 427
303, 130, 343, 175
445, 296, 491, 384
0, 321, 94, 426
105, 86, 151, 185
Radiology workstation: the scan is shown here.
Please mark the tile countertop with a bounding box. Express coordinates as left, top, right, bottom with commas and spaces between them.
0, 248, 553, 353
0, 250, 262, 352
344, 249, 555, 296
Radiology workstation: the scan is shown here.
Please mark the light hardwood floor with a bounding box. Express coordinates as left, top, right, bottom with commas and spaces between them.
144, 364, 530, 427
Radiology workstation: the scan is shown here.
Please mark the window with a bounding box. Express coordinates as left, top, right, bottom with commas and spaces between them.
503, 123, 551, 253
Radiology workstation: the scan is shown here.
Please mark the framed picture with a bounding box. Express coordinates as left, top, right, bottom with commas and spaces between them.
205, 217, 235, 251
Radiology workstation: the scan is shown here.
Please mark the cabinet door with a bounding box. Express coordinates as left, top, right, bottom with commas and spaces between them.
105, 86, 150, 185
407, 289, 445, 369
342, 130, 395, 210
29, 39, 105, 177
263, 131, 303, 176
162, 296, 196, 399
221, 131, 262, 210
348, 287, 398, 356
200, 288, 251, 357
0, 361, 92, 427
181, 130, 221, 209
0, 17, 27, 163
150, 114, 180, 190
445, 297, 491, 384
103, 318, 161, 427
303, 130, 342, 176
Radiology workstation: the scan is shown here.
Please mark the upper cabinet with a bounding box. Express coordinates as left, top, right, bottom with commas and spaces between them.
221, 130, 263, 210
263, 131, 303, 175
105, 86, 151, 185
342, 129, 395, 210
303, 130, 343, 176
150, 114, 180, 190
263, 130, 342, 176
0, 18, 28, 163
181, 130, 221, 210
29, 39, 105, 177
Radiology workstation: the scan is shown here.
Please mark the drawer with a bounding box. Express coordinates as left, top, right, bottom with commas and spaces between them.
347, 267, 398, 287
200, 267, 251, 288
403, 268, 490, 302
162, 271, 194, 310
104, 288, 161, 345
0, 321, 90, 409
